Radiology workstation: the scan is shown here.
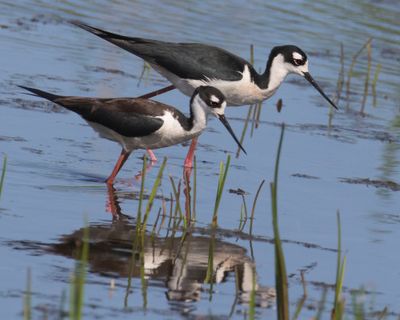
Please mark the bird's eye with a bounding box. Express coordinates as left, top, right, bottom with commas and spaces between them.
293, 59, 303, 66
209, 100, 220, 107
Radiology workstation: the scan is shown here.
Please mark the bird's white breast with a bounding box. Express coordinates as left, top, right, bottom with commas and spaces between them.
128, 112, 201, 151
186, 65, 274, 106
152, 64, 275, 106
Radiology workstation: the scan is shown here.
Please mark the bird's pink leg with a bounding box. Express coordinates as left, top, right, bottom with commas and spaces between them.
105, 183, 122, 219
105, 149, 130, 185
184, 137, 198, 169
146, 148, 157, 163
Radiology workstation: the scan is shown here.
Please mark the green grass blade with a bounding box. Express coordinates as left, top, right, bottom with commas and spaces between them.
142, 157, 167, 228
169, 176, 183, 221
371, 63, 381, 107
136, 156, 148, 230
23, 268, 31, 320
345, 38, 372, 110
360, 41, 372, 115
212, 155, 231, 225
248, 266, 256, 320
0, 155, 7, 199
270, 123, 289, 320
249, 179, 265, 236
69, 219, 89, 320
333, 211, 346, 320
315, 288, 327, 320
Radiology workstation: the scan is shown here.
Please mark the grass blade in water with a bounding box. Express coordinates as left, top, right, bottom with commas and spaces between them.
0, 155, 7, 200
371, 63, 381, 107
23, 268, 31, 320
270, 123, 289, 320
69, 221, 89, 320
212, 155, 231, 225
249, 179, 265, 236
332, 211, 346, 320
141, 157, 167, 229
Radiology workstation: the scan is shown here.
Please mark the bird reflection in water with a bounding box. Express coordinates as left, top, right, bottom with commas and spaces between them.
48, 216, 274, 308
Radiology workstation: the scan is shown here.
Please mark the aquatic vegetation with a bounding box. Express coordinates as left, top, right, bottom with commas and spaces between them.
249, 179, 265, 237
345, 38, 372, 112
332, 211, 346, 320
23, 268, 31, 320
270, 123, 289, 320
212, 154, 231, 225
141, 157, 167, 229
0, 155, 6, 200
69, 221, 89, 320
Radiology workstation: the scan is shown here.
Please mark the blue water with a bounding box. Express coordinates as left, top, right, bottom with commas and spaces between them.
0, 0, 400, 319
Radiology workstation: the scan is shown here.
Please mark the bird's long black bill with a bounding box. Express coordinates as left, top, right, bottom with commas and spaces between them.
303, 72, 338, 110
218, 115, 247, 155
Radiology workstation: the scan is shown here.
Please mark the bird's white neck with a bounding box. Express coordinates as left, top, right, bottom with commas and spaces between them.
190, 95, 209, 134
266, 54, 290, 92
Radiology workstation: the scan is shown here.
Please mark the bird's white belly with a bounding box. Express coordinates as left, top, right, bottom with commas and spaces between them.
87, 113, 201, 153
153, 64, 275, 106
187, 78, 275, 106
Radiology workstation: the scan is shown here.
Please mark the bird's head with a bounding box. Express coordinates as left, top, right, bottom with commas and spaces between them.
191, 86, 246, 154
268, 45, 338, 110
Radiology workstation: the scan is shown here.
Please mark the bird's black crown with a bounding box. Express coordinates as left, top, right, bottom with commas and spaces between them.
192, 86, 226, 108
270, 45, 308, 66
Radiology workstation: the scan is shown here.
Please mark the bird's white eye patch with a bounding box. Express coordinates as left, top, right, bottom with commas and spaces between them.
210, 95, 220, 103
292, 52, 303, 60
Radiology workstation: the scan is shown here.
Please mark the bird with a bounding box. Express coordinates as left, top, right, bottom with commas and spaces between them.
19, 85, 246, 185
72, 21, 338, 166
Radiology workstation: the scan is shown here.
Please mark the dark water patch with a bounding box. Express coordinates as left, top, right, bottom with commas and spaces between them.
381, 47, 400, 61
229, 188, 248, 195
371, 212, 400, 225
0, 135, 27, 142
192, 224, 337, 253
339, 177, 400, 191
11, 14, 64, 31
291, 173, 320, 180
21, 147, 43, 155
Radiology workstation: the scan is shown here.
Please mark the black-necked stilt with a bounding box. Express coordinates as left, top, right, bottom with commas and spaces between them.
72, 21, 338, 110
72, 21, 338, 168
19, 85, 245, 184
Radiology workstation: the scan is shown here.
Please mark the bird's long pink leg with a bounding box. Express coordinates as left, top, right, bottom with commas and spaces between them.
105, 183, 122, 219
146, 148, 157, 163
138, 85, 175, 99
106, 149, 131, 185
184, 137, 198, 169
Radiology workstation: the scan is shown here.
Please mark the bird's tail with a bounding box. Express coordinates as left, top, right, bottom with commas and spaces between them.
18, 86, 61, 102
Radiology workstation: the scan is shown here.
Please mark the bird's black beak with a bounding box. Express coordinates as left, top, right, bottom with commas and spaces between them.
303, 72, 338, 110
218, 114, 247, 155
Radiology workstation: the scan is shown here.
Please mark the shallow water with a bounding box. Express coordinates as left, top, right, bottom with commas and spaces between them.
0, 0, 400, 319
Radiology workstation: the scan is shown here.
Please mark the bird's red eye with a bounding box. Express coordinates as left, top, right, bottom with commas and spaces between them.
209, 100, 220, 107
293, 59, 303, 66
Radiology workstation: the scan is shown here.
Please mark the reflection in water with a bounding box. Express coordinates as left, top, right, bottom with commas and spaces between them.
47, 221, 275, 307
378, 113, 400, 200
